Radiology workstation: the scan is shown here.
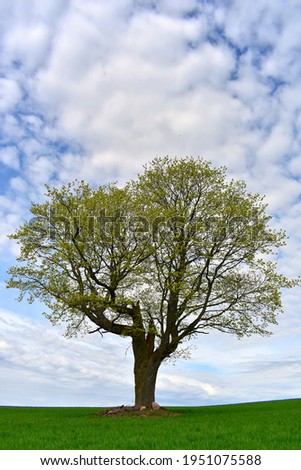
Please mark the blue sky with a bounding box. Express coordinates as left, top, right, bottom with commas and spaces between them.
0, 0, 301, 407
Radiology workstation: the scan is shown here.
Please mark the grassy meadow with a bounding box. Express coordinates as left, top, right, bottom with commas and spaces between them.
0, 399, 300, 450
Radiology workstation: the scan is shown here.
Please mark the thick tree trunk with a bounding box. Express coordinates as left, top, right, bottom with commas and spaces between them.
132, 334, 162, 408
134, 355, 161, 408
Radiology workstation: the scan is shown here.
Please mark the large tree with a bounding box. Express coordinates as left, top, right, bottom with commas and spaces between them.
7, 157, 298, 408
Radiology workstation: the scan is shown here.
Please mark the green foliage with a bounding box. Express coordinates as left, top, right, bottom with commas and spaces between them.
7, 156, 299, 356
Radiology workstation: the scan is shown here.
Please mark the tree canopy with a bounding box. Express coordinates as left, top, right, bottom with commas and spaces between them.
7, 156, 299, 407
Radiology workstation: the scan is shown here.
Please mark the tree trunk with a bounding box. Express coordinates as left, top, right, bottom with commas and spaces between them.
132, 334, 162, 408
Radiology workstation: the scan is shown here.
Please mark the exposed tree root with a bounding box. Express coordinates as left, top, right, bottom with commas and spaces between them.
95, 405, 181, 418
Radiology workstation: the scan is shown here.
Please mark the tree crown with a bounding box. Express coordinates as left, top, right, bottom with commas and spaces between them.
7, 157, 299, 360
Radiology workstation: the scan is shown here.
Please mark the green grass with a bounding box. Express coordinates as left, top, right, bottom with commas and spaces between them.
0, 399, 300, 450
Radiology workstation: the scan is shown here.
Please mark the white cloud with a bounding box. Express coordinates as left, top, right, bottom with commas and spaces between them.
0, 307, 134, 406
0, 340, 9, 350
0, 78, 21, 113
0, 192, 30, 255
3, 23, 51, 73
1, 114, 25, 144
217, 0, 287, 48
158, 374, 218, 397
0, 0, 69, 72
155, 0, 199, 17
0, 146, 19, 170
0, 0, 301, 407
10, 176, 28, 193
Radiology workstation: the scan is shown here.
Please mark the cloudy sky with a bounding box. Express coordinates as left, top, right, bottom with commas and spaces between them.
0, 0, 301, 407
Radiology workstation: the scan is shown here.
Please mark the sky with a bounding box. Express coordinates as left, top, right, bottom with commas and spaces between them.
0, 0, 301, 407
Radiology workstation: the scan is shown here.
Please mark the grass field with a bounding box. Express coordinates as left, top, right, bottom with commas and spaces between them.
0, 399, 300, 450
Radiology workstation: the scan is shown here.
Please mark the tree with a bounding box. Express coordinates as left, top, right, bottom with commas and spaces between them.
7, 156, 299, 408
